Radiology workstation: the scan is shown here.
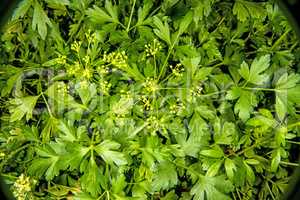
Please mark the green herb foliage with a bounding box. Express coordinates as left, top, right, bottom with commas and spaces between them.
0, 0, 300, 199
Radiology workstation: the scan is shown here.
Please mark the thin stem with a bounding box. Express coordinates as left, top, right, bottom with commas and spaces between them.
271, 29, 291, 51
199, 90, 227, 97
232, 192, 237, 200
97, 191, 108, 200
158, 33, 181, 80
286, 140, 300, 145
126, 0, 136, 32
154, 54, 157, 79
0, 144, 31, 170
242, 87, 277, 92
266, 181, 276, 200
288, 121, 300, 129
236, 188, 242, 200
41, 92, 53, 117
280, 161, 299, 167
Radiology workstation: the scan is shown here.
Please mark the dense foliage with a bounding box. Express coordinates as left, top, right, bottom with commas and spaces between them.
0, 0, 300, 199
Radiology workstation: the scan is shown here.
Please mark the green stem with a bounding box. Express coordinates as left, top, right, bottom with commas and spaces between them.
266, 181, 276, 200
242, 87, 277, 92
236, 188, 242, 200
280, 161, 299, 167
271, 29, 291, 51
288, 121, 300, 129
158, 33, 181, 80
286, 140, 300, 145
0, 144, 31, 170
154, 54, 157, 79
126, 0, 137, 32
41, 92, 53, 117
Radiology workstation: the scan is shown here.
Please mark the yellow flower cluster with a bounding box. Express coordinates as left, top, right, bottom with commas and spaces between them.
143, 78, 158, 93
13, 174, 34, 200
79, 80, 89, 89
120, 89, 134, 99
83, 55, 90, 65
57, 55, 67, 65
145, 39, 162, 57
170, 63, 184, 77
140, 96, 151, 111
191, 86, 203, 97
169, 100, 185, 114
71, 41, 81, 53
83, 67, 93, 79
103, 51, 128, 68
57, 83, 68, 94
67, 62, 81, 76
85, 29, 97, 44
97, 65, 110, 75
146, 116, 160, 131
99, 80, 111, 95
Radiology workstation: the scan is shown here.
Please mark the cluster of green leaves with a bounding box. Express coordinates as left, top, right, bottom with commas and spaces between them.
0, 0, 300, 199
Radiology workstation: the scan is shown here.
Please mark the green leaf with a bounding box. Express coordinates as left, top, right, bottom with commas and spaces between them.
245, 159, 260, 165
57, 120, 77, 142
94, 140, 127, 166
137, 0, 153, 26
152, 161, 178, 191
80, 157, 103, 196
32, 1, 52, 40
86, 1, 119, 25
239, 55, 270, 85
62, 143, 90, 171
233, 0, 265, 22
12, 0, 32, 20
192, 0, 214, 24
206, 160, 223, 177
224, 158, 236, 180
275, 73, 300, 120
271, 149, 281, 172
45, 82, 82, 110
181, 113, 209, 157
28, 143, 65, 181
244, 162, 255, 184
41, 117, 58, 143
76, 82, 97, 105
190, 175, 233, 200
227, 87, 258, 121
112, 97, 134, 115
200, 147, 224, 159
9, 95, 40, 122
178, 11, 193, 34
214, 121, 237, 145
1, 70, 23, 97
153, 16, 171, 45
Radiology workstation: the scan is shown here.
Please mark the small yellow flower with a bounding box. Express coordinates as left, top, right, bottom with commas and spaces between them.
13, 174, 33, 200
143, 78, 158, 93
191, 86, 203, 97
99, 80, 111, 95
67, 62, 81, 76
145, 39, 162, 57
80, 80, 89, 89
103, 51, 128, 68
169, 100, 185, 115
170, 63, 184, 77
140, 96, 151, 111
83, 67, 93, 79
146, 116, 160, 131
57, 55, 67, 65
71, 41, 81, 53
83, 55, 90, 65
